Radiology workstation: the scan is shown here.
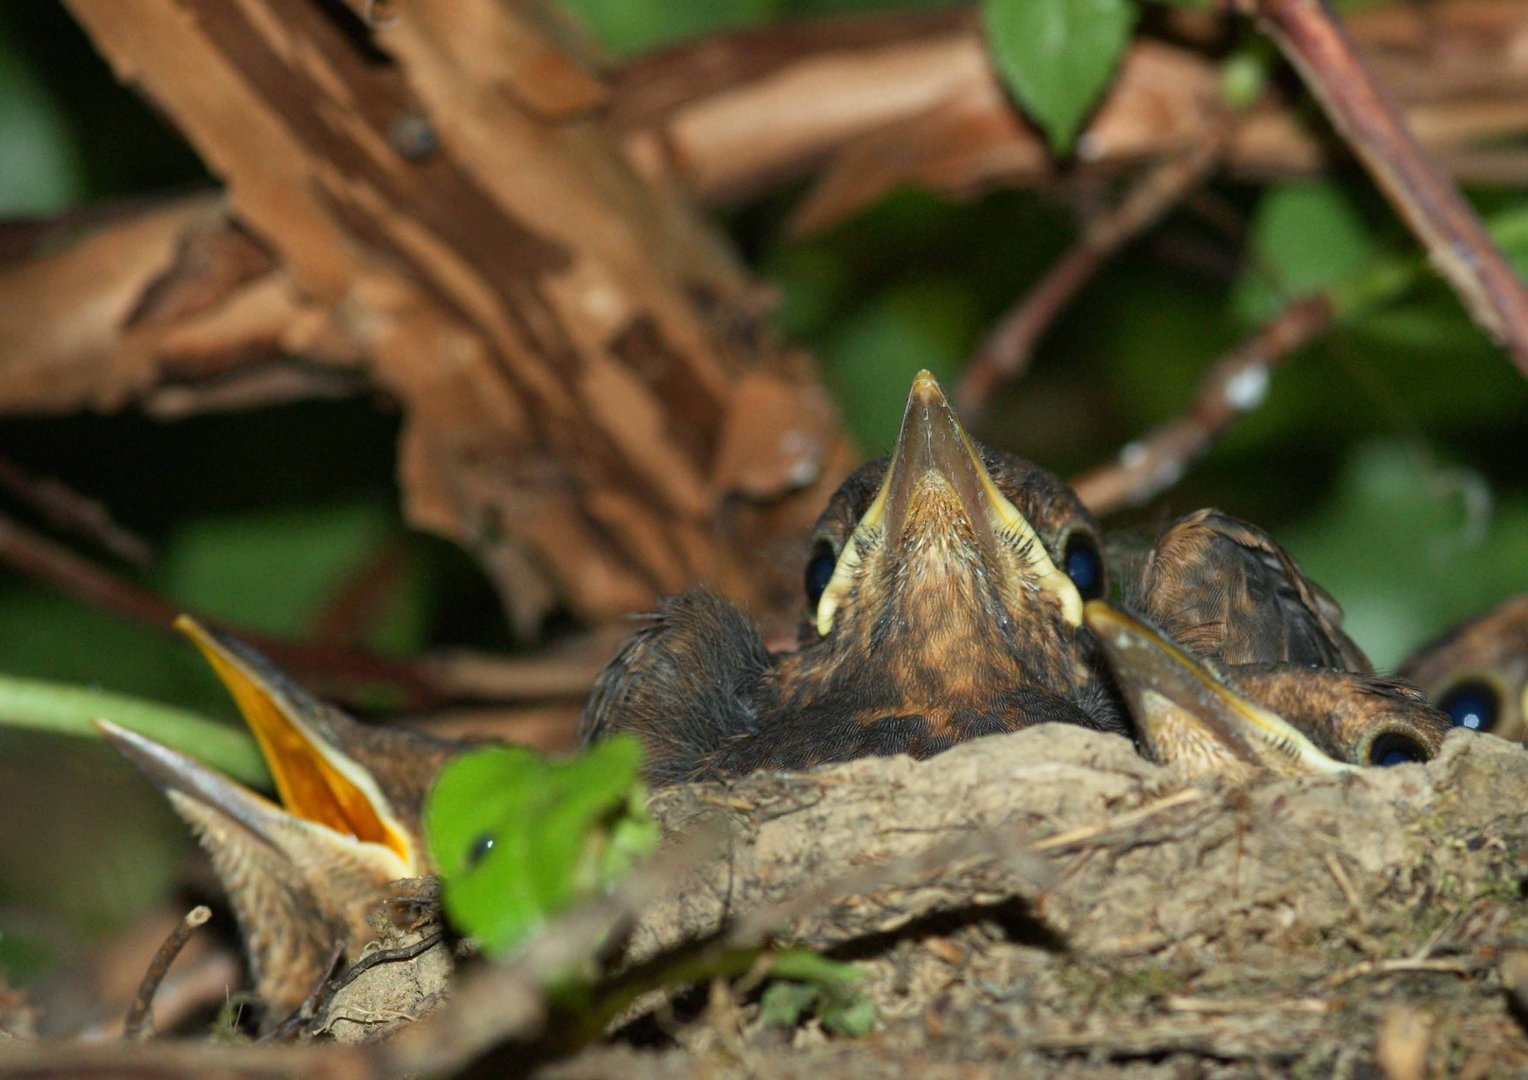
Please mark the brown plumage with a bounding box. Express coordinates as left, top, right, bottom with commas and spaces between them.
98, 617, 466, 1027
581, 371, 1126, 786
1096, 511, 1447, 775
1085, 601, 1447, 777
1135, 508, 1369, 671
1399, 592, 1528, 740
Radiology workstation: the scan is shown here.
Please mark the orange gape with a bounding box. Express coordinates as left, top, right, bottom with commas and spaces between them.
183, 620, 409, 862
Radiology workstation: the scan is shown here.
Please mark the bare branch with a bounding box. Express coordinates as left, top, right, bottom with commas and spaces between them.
0, 511, 604, 709
957, 127, 1231, 417
1070, 295, 1334, 515
1240, 0, 1528, 372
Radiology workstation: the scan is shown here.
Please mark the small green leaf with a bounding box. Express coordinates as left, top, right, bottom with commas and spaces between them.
758, 950, 874, 1036
820, 991, 877, 1037
424, 735, 659, 958
759, 981, 820, 1028
1233, 181, 1385, 323
982, 0, 1137, 154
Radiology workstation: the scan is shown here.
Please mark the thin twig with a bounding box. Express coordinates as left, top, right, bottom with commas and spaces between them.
958, 128, 1231, 418
1029, 787, 1204, 852
1239, 0, 1528, 374
259, 942, 346, 1043
123, 905, 212, 1040
0, 512, 603, 707
1070, 294, 1334, 515
1316, 955, 1476, 989
329, 931, 446, 995
1165, 994, 1329, 1014
0, 455, 155, 567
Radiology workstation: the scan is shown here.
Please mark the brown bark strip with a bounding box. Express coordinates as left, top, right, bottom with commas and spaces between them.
1241, 0, 1528, 374
59, 0, 846, 630
613, 2, 1528, 232
1070, 295, 1334, 515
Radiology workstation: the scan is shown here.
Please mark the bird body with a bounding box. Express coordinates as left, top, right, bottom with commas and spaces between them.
1095, 509, 1446, 774
585, 373, 1449, 782
581, 371, 1125, 785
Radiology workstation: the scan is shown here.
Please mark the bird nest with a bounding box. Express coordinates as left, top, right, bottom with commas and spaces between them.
200, 722, 1528, 1077
542, 723, 1528, 1078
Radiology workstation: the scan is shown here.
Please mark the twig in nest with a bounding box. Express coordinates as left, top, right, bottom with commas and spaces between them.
1238, 0, 1528, 374
123, 905, 212, 1040
0, 511, 602, 708
258, 942, 345, 1044
0, 456, 154, 567
957, 128, 1231, 418
1028, 787, 1204, 852
1316, 955, 1476, 990
330, 931, 446, 995
1070, 294, 1334, 515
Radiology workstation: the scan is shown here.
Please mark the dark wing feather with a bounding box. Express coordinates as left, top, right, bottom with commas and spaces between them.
1139, 509, 1369, 672
579, 589, 773, 788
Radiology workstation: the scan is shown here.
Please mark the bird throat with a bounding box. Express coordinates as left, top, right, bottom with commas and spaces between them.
845, 498, 1085, 714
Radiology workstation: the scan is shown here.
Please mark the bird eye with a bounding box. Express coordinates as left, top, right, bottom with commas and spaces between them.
1438, 680, 1498, 732
1063, 534, 1105, 600
805, 543, 837, 611
1367, 732, 1430, 767
467, 832, 495, 868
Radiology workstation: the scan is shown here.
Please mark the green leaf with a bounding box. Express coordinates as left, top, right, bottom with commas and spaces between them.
821, 991, 877, 1036
757, 951, 874, 1036
982, 0, 1137, 154
1233, 181, 1386, 324
0, 23, 84, 214
1285, 440, 1528, 669
759, 981, 820, 1028
424, 735, 659, 958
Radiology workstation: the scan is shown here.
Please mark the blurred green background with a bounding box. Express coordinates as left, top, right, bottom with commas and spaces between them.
2, 0, 1526, 989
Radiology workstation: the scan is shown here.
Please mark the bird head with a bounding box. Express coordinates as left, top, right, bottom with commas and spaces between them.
96, 617, 460, 1021
1399, 593, 1528, 742
1084, 600, 1445, 778
796, 370, 1107, 706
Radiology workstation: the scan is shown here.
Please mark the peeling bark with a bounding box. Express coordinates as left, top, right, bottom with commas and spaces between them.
49, 0, 849, 632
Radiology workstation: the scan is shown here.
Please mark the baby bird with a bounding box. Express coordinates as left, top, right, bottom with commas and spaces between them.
581, 370, 1126, 786
98, 616, 464, 1026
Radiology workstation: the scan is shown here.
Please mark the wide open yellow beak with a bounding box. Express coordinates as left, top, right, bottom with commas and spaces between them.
174, 615, 413, 866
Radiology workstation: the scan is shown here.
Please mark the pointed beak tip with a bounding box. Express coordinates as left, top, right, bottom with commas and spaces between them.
907, 369, 949, 409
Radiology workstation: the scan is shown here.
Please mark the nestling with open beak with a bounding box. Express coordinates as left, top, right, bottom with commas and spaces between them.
1399, 592, 1528, 741
581, 370, 1126, 786
97, 616, 467, 1026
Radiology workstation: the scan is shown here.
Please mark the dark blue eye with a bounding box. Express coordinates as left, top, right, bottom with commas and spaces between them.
805, 546, 837, 610
1063, 535, 1104, 599
467, 832, 495, 868
1368, 732, 1428, 767
1439, 681, 1498, 732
